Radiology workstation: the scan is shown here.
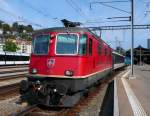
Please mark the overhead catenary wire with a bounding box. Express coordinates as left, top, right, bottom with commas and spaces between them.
92, 0, 130, 4
84, 20, 130, 25
0, 7, 43, 28
144, 1, 150, 17
65, 0, 97, 27
22, 0, 63, 27
90, 1, 130, 14
22, 0, 52, 18
65, 0, 87, 19
136, 0, 150, 24
70, 0, 87, 17
107, 16, 131, 19
23, 0, 95, 27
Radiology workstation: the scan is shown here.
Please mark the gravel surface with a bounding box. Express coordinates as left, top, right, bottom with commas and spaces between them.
0, 96, 27, 116
0, 82, 107, 116
78, 84, 108, 116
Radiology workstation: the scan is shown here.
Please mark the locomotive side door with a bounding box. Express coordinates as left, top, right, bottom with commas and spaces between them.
88, 37, 94, 72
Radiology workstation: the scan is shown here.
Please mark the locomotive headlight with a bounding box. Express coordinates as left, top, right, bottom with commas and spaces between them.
35, 80, 42, 91
65, 70, 74, 76
32, 68, 37, 74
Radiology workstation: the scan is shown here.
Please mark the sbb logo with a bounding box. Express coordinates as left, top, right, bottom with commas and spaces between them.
47, 58, 55, 68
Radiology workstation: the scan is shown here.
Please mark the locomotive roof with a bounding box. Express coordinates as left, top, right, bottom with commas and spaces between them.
33, 27, 90, 34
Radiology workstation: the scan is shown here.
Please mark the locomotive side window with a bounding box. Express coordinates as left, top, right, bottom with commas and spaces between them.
56, 34, 78, 55
97, 43, 102, 55
33, 35, 50, 55
79, 35, 87, 55
104, 48, 107, 55
109, 49, 112, 56
89, 39, 92, 55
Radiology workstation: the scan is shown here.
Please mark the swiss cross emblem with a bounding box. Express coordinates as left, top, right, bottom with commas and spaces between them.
47, 59, 55, 68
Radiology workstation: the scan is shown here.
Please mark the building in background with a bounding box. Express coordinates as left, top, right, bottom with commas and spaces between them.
126, 45, 150, 64
148, 39, 150, 49
14, 39, 32, 54
0, 37, 31, 54
0, 29, 4, 51
0, 20, 32, 54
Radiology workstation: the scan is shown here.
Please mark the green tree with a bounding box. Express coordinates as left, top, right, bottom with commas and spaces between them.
3, 40, 20, 52
12, 22, 19, 32
2, 23, 11, 34
26, 25, 33, 33
0, 22, 2, 29
18, 25, 24, 33
0, 20, 4, 28
20, 33, 32, 41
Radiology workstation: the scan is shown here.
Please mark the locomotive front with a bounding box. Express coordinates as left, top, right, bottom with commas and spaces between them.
20, 28, 89, 107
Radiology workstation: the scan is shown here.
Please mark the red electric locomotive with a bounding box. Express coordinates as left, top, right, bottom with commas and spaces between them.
20, 27, 113, 107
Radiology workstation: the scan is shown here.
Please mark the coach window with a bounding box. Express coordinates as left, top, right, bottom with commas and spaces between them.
89, 39, 92, 55
79, 34, 87, 55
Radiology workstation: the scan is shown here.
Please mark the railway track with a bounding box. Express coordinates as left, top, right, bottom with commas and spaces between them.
0, 83, 19, 95
0, 65, 28, 69
10, 70, 123, 116
0, 64, 28, 81
12, 104, 70, 116
0, 74, 27, 81
0, 66, 28, 99
0, 83, 20, 100
0, 69, 28, 74
10, 80, 109, 116
4, 68, 125, 116
11, 104, 39, 116
0, 74, 27, 100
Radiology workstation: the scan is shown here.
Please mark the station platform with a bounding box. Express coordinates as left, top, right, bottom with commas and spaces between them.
114, 65, 150, 116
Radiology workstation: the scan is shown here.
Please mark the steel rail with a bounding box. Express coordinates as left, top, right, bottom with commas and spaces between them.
0, 65, 28, 69
0, 74, 27, 81
0, 69, 28, 74
11, 105, 70, 116
11, 67, 126, 116
0, 83, 19, 96
11, 104, 38, 116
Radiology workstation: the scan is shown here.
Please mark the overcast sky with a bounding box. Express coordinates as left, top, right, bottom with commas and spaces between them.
0, 0, 150, 50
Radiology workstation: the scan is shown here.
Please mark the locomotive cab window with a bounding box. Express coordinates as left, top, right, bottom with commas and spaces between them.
33, 35, 50, 55
79, 34, 87, 55
56, 34, 78, 55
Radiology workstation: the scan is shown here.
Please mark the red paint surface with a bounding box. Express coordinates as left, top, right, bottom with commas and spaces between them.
29, 31, 113, 78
